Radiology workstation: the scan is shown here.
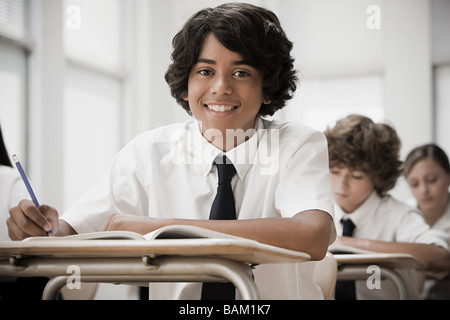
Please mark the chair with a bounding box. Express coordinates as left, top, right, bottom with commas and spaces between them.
313, 252, 337, 300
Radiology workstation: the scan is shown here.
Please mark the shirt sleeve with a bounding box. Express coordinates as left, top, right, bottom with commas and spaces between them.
396, 209, 449, 251
274, 128, 336, 244
61, 138, 150, 234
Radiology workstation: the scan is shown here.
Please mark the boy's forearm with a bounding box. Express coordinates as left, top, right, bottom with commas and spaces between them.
100, 210, 334, 260
339, 236, 450, 271
165, 210, 334, 260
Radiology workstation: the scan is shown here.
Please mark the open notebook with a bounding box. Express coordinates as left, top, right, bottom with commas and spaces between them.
22, 225, 244, 242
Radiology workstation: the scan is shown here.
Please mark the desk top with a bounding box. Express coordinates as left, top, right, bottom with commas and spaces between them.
334, 253, 428, 269
0, 238, 310, 265
329, 244, 428, 270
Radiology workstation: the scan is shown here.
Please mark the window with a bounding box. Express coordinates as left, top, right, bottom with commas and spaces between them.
62, 0, 125, 209
432, 0, 450, 156
0, 0, 30, 161
280, 75, 384, 131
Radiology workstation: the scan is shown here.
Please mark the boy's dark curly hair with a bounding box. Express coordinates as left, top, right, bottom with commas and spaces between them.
165, 2, 298, 117
324, 114, 403, 196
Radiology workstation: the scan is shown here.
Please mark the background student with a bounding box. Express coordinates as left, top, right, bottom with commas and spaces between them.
0, 124, 29, 242
324, 114, 450, 299
404, 143, 450, 299
7, 3, 336, 300
0, 124, 48, 300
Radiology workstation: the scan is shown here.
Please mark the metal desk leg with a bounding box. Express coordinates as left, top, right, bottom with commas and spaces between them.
378, 267, 409, 300
152, 256, 260, 300
338, 265, 409, 300
43, 276, 68, 300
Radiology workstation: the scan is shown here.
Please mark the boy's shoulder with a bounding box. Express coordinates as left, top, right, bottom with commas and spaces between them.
131, 119, 197, 146
261, 118, 327, 146
262, 118, 320, 137
262, 117, 314, 132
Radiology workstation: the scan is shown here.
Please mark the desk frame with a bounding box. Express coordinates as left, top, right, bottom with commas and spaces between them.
0, 238, 310, 300
5, 256, 258, 300
333, 252, 428, 300
337, 264, 409, 300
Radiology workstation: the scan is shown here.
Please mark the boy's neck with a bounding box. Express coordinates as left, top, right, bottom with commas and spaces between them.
204, 127, 257, 151
200, 118, 260, 151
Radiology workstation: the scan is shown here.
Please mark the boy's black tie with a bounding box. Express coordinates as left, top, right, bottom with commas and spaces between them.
201, 156, 237, 300
209, 156, 237, 220
334, 218, 357, 300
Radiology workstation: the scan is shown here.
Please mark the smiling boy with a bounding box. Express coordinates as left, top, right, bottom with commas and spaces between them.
183, 33, 270, 147
8, 3, 336, 299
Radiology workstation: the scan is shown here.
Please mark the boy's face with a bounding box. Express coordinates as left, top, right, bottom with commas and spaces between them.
183, 33, 270, 148
329, 166, 375, 213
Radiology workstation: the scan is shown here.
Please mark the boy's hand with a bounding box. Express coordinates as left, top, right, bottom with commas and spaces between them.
101, 213, 164, 235
7, 199, 59, 240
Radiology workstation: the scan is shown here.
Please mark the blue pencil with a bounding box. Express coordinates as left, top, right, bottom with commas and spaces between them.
12, 154, 52, 235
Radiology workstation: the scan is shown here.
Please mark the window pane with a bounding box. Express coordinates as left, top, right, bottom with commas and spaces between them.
0, 0, 30, 42
0, 41, 26, 158
63, 66, 121, 210
279, 75, 384, 131
64, 0, 123, 72
435, 65, 450, 155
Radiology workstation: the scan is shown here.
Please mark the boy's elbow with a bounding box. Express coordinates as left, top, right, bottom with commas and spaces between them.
291, 210, 335, 261
434, 247, 450, 271
308, 227, 333, 261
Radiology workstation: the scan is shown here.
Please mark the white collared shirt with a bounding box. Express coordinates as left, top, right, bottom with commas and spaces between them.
431, 195, 450, 246
334, 191, 449, 299
0, 165, 30, 242
62, 117, 336, 299
412, 195, 450, 299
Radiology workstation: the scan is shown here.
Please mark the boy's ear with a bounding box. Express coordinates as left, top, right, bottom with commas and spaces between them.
263, 96, 272, 105
182, 91, 189, 101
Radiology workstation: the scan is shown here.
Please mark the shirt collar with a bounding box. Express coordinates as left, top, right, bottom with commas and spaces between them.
335, 190, 382, 229
194, 117, 264, 180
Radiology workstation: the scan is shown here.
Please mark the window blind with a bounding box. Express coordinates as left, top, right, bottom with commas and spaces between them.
0, 0, 30, 43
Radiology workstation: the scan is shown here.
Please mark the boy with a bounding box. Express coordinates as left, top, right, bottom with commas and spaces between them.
325, 114, 450, 299
7, 3, 336, 299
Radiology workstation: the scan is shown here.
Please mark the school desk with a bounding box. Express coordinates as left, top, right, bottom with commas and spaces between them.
0, 238, 310, 300
329, 245, 428, 300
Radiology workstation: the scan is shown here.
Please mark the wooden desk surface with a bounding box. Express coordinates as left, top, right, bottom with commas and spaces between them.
0, 238, 310, 266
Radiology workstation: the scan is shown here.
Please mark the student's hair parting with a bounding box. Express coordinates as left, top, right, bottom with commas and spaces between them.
324, 114, 403, 196
165, 2, 298, 117
404, 143, 450, 177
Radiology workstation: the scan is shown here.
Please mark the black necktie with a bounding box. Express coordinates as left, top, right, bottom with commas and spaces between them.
334, 218, 357, 300
201, 156, 237, 300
